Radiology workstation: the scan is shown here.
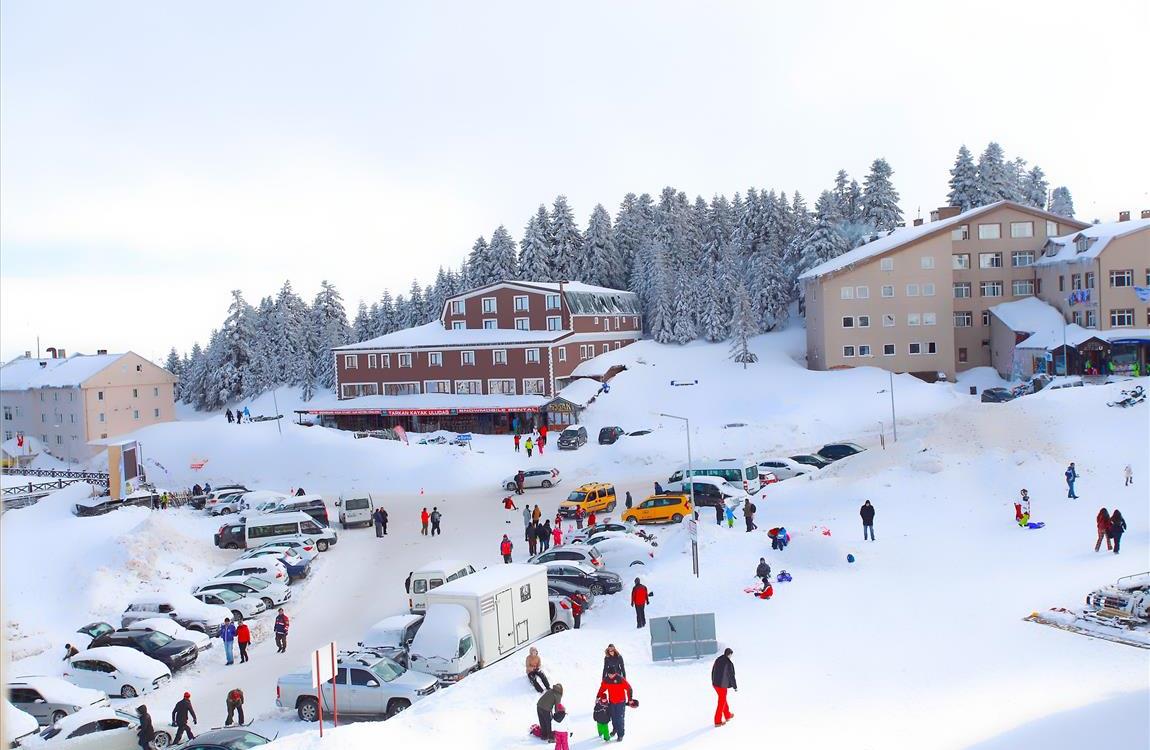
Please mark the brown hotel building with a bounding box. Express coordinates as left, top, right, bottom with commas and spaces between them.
314, 281, 642, 433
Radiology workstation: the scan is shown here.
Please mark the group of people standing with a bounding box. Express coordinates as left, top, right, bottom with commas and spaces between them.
530, 644, 636, 744
514, 424, 549, 457
1095, 508, 1127, 554
420, 506, 443, 536
224, 406, 251, 424
133, 687, 248, 749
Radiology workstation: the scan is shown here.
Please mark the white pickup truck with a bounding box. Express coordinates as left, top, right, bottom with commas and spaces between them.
275, 651, 439, 722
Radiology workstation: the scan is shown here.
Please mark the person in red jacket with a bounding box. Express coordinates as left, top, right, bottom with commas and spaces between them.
631, 578, 650, 628
421, 507, 430, 536
1095, 507, 1112, 552
588, 511, 597, 528
236, 622, 251, 663
500, 534, 513, 563
597, 671, 635, 741
570, 596, 582, 629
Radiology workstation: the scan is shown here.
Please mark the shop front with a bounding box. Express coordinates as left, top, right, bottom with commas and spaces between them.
1108, 337, 1150, 377
297, 404, 545, 435
543, 397, 581, 427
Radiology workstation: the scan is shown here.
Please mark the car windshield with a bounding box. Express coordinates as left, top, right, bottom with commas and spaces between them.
243, 577, 270, 590
212, 589, 242, 602
140, 631, 173, 649
220, 731, 270, 749
566, 491, 588, 502
371, 657, 406, 682
114, 710, 138, 724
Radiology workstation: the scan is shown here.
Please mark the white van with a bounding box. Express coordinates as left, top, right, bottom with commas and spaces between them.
336, 490, 375, 529
245, 511, 338, 551
407, 560, 476, 613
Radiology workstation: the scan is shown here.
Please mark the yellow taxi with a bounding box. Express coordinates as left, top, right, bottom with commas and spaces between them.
621, 493, 693, 525
558, 483, 618, 518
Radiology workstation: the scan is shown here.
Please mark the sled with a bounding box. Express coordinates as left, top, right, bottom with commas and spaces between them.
1026, 522, 1045, 529
1025, 609, 1149, 649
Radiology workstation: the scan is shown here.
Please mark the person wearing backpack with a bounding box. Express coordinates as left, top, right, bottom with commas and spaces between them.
743, 499, 757, 532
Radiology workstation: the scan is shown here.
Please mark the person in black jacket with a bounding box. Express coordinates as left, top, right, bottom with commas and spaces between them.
755, 558, 771, 589
135, 706, 154, 750
860, 500, 876, 541
602, 644, 626, 679
172, 692, 197, 742
743, 499, 757, 532
1110, 509, 1127, 554
538, 520, 552, 551
379, 507, 388, 535
711, 648, 737, 726
536, 683, 563, 741
714, 501, 723, 526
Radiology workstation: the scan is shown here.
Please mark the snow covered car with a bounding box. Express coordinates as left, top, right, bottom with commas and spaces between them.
195, 575, 291, 609
6, 676, 109, 726
567, 522, 634, 544
36, 706, 172, 749
212, 558, 289, 586
120, 594, 231, 637
529, 544, 605, 570
667, 477, 748, 509
816, 442, 866, 462
74, 622, 115, 649
236, 546, 311, 580
757, 458, 811, 481
174, 728, 270, 750
191, 588, 266, 621
358, 614, 425, 666
585, 537, 653, 571
790, 453, 832, 470
5, 700, 40, 747
123, 618, 212, 652
88, 629, 198, 672
63, 646, 170, 698
276, 652, 438, 721
203, 488, 249, 515
247, 538, 320, 564
548, 595, 575, 632
501, 469, 561, 491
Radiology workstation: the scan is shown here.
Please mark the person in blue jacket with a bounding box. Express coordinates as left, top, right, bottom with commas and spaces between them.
1065, 462, 1079, 499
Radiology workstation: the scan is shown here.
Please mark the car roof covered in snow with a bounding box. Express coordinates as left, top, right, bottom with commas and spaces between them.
413, 559, 473, 574
5, 700, 39, 742
361, 615, 423, 647
49, 706, 134, 736
127, 592, 231, 621
7, 675, 106, 705
127, 618, 208, 641
71, 646, 168, 677
541, 559, 596, 573
409, 603, 470, 658
428, 563, 544, 597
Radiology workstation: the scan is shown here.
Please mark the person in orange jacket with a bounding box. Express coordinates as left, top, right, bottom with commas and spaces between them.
597, 671, 635, 741
631, 578, 650, 628
421, 507, 430, 535
500, 534, 513, 563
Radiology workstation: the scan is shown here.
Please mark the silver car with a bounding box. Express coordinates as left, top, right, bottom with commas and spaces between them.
7, 675, 110, 726
276, 652, 438, 721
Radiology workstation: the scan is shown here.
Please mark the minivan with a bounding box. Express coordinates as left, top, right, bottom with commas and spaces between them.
407, 560, 476, 613
215, 511, 338, 551
269, 495, 330, 526
557, 425, 588, 450
336, 490, 375, 529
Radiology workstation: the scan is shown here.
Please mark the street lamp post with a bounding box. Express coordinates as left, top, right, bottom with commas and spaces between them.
659, 412, 698, 578
877, 372, 898, 443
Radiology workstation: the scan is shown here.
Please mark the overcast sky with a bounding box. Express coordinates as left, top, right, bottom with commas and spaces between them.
2, 0, 1148, 363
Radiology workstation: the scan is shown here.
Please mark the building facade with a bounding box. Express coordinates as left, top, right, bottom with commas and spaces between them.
0, 351, 178, 462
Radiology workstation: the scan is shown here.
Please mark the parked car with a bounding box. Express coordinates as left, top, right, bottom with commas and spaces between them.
584, 537, 653, 571
74, 622, 115, 649
89, 630, 197, 672
757, 458, 811, 481
248, 538, 320, 564
192, 484, 248, 511
666, 477, 747, 509
980, 387, 1016, 403
195, 575, 291, 609
35, 706, 173, 749
215, 511, 337, 552
528, 545, 605, 569
541, 560, 622, 595
790, 453, 832, 470
547, 580, 595, 609
567, 521, 634, 544
237, 546, 311, 580
622, 493, 693, 524
203, 487, 250, 515
500, 469, 561, 492
556, 425, 588, 450
120, 594, 230, 637
191, 588, 265, 621
816, 442, 866, 462
173, 728, 271, 749
6, 676, 109, 726
63, 647, 170, 698
598, 426, 625, 445
267, 495, 330, 527
212, 558, 289, 586
122, 618, 212, 653
276, 652, 438, 722
336, 490, 375, 529
5, 701, 39, 747
627, 429, 653, 437
548, 595, 575, 632
358, 614, 424, 667
558, 483, 617, 517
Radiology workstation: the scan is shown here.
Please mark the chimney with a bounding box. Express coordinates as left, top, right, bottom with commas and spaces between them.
913, 218, 924, 227
97, 349, 108, 355
58, 348, 66, 358
935, 206, 962, 220
24, 350, 31, 358
1119, 211, 1130, 222
46, 346, 58, 359
1141, 209, 1150, 220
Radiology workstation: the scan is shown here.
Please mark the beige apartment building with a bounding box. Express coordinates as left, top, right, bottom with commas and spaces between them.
801, 201, 1090, 379
0, 350, 178, 462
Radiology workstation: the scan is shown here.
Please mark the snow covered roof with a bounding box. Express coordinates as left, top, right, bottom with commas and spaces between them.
1013, 325, 1150, 350
300, 392, 548, 415
0, 353, 124, 390
443, 281, 640, 317
428, 563, 545, 598
335, 322, 568, 351
511, 281, 631, 295
988, 297, 1067, 335
553, 378, 603, 407
410, 603, 470, 658
1035, 218, 1150, 267
414, 559, 474, 574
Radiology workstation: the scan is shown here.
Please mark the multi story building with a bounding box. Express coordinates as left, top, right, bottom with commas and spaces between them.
801, 201, 1090, 379
316, 281, 642, 433
0, 350, 178, 462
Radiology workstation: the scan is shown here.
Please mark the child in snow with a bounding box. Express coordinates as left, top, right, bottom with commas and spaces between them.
724, 505, 736, 528
593, 696, 612, 741
1125, 464, 1133, 486
1017, 492, 1031, 527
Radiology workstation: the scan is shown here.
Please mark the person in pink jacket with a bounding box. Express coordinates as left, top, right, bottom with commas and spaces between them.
552, 525, 562, 547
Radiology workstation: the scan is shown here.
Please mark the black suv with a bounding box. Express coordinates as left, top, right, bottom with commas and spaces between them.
815, 442, 866, 462
557, 425, 589, 450
90, 629, 198, 671
543, 563, 622, 595
598, 426, 624, 445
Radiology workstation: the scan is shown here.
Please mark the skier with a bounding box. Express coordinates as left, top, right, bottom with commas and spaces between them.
135, 706, 154, 750
373, 508, 385, 538
602, 644, 626, 679
631, 578, 650, 628
711, 648, 737, 727
755, 558, 771, 589
1110, 509, 1126, 554
226, 408, 234, 423
225, 687, 245, 726
525, 647, 550, 693
1095, 507, 1112, 552
221, 617, 237, 665
274, 609, 290, 653
522, 506, 532, 527
860, 500, 876, 541
236, 621, 251, 663
552, 524, 562, 548
527, 522, 538, 556
501, 534, 513, 563
525, 437, 534, 457
1065, 462, 1079, 499
420, 507, 430, 535
514, 433, 521, 452
430, 507, 442, 536
743, 499, 757, 532
724, 504, 736, 529
625, 491, 633, 509
536, 683, 564, 741
1125, 464, 1133, 486
596, 671, 634, 741
171, 692, 197, 743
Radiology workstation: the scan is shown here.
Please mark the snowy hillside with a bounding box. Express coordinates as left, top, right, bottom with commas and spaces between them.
4, 331, 1147, 750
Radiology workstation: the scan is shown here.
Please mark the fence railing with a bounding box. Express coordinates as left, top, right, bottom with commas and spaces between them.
1, 467, 110, 487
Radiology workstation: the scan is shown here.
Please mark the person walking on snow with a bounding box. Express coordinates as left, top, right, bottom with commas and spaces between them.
225, 409, 234, 423
243, 406, 250, 420
1065, 462, 1079, 499
755, 558, 771, 589
516, 470, 526, 495
135, 706, 154, 750
539, 520, 552, 551
274, 609, 290, 653
171, 692, 197, 743
532, 504, 542, 523
225, 688, 245, 726
514, 433, 521, 452
236, 621, 251, 663
631, 578, 650, 628
430, 507, 442, 536
537, 434, 545, 454
527, 522, 538, 555
860, 500, 876, 541
594, 695, 613, 741
525, 437, 534, 457
743, 499, 757, 532
714, 502, 723, 526
711, 648, 737, 727
525, 647, 550, 693
379, 507, 388, 535
1125, 464, 1133, 486
500, 534, 513, 563
588, 511, 597, 528
1110, 509, 1126, 554
1095, 507, 1113, 552
575, 506, 586, 529
522, 506, 531, 527
625, 491, 633, 509
602, 644, 626, 679
220, 618, 237, 665
373, 508, 385, 538
552, 524, 562, 547
536, 683, 563, 741
597, 671, 634, 741
420, 507, 430, 535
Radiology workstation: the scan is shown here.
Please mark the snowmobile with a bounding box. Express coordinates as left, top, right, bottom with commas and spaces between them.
1025, 572, 1149, 648
1107, 386, 1145, 408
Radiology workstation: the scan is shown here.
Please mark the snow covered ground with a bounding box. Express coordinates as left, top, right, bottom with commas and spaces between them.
4, 331, 1148, 749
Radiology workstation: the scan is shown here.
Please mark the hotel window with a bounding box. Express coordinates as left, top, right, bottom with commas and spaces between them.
2, 431, 10, 441
557, 348, 567, 362
923, 312, 936, 326
880, 257, 894, 271
398, 353, 412, 368
1086, 310, 1098, 328
1012, 279, 1035, 296
514, 295, 530, 312
481, 297, 497, 313
1075, 236, 1091, 253
959, 347, 968, 363
1058, 276, 1065, 292
840, 287, 855, 300
922, 283, 935, 297
954, 311, 973, 327
593, 316, 599, 324
952, 253, 970, 270
450, 300, 464, 315
1109, 269, 1133, 287
881, 285, 894, 298
927, 342, 938, 354
883, 344, 895, 356
132, 388, 138, 398
133, 410, 140, 420
1011, 251, 1034, 267
842, 346, 856, 358
460, 350, 475, 366
483, 319, 497, 329
601, 344, 610, 354
428, 352, 443, 367
882, 314, 895, 327
455, 380, 482, 394
604, 318, 611, 331
856, 286, 870, 299
1072, 311, 1083, 325
452, 321, 465, 330
907, 313, 921, 327
368, 354, 378, 368
1071, 273, 1082, 290
525, 348, 540, 364
523, 378, 546, 395
579, 345, 592, 360
1010, 221, 1034, 238
1045, 220, 1058, 237
546, 294, 562, 310
906, 283, 920, 297
384, 383, 420, 396
978, 310, 989, 327
979, 281, 1003, 298
492, 349, 507, 365
344, 355, 358, 369
425, 380, 450, 394
153, 408, 160, 418
951, 224, 970, 241
858, 315, 870, 328
99, 412, 106, 423
920, 256, 935, 270
1110, 309, 1134, 327
488, 379, 516, 395
954, 282, 972, 298
979, 252, 1003, 269
381, 354, 391, 368
908, 343, 922, 355
858, 345, 872, 357
515, 317, 530, 330
977, 223, 1001, 240
546, 316, 563, 331
842, 316, 855, 328
1085, 272, 1095, 289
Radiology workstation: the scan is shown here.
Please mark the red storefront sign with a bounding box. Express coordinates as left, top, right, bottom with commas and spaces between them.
305, 405, 541, 417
